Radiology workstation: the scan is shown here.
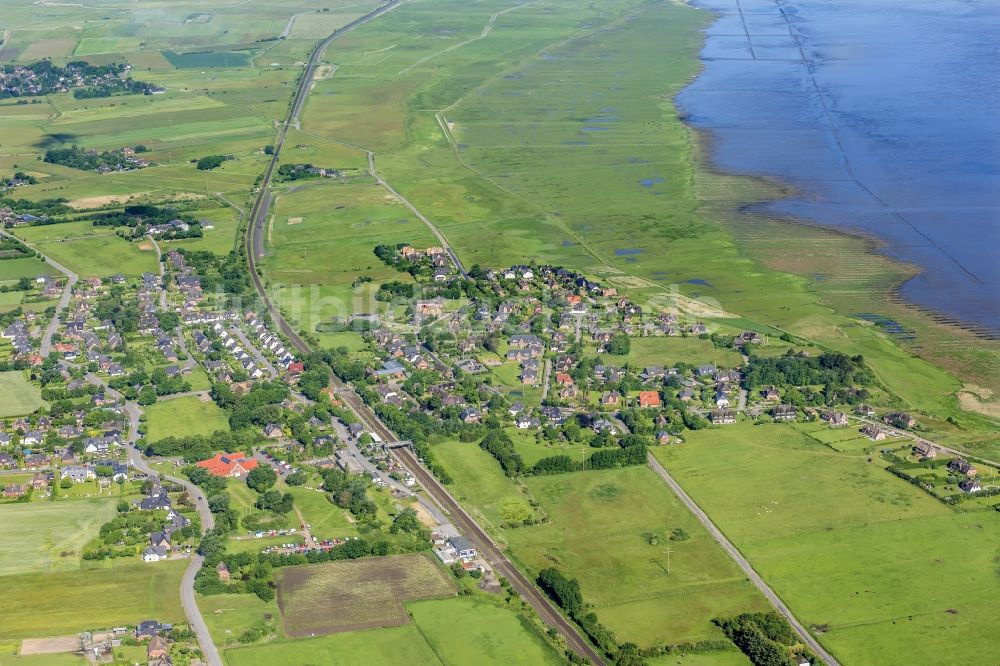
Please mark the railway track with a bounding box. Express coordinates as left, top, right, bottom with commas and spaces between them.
242, 3, 603, 663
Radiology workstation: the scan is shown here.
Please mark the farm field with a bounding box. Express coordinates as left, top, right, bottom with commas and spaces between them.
406, 597, 565, 666
222, 624, 440, 666
1, 561, 187, 639
275, 553, 455, 637
143, 395, 230, 441
503, 466, 769, 648
13, 229, 157, 278
655, 422, 1000, 665
0, 499, 117, 576
223, 596, 561, 666
0, 370, 45, 417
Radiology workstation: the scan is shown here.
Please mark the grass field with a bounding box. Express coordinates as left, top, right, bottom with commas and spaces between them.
0, 370, 45, 417
0, 257, 52, 281
0, 560, 187, 639
13, 227, 157, 279
0, 499, 117, 576
275, 554, 455, 637
199, 592, 281, 649
223, 596, 561, 666
656, 422, 1000, 664
623, 336, 744, 369
406, 597, 564, 666
505, 466, 769, 647
223, 623, 442, 666
285, 487, 359, 540
144, 395, 230, 441
432, 439, 544, 533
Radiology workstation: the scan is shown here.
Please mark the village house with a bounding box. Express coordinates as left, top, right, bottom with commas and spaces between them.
883, 412, 916, 429
913, 440, 936, 458
600, 391, 622, 407
710, 409, 737, 425
638, 391, 661, 408
862, 424, 887, 441
948, 458, 977, 478
959, 478, 982, 494
821, 411, 850, 427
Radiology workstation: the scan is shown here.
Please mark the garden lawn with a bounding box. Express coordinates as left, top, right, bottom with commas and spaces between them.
0, 498, 117, 575
144, 395, 229, 440
0, 370, 45, 417
655, 422, 1000, 665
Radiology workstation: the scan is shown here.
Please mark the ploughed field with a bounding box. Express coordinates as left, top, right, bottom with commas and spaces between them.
275, 553, 455, 636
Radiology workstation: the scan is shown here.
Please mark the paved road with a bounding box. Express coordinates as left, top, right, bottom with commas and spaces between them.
540, 358, 552, 401
647, 453, 840, 666
230, 326, 278, 378
852, 414, 1000, 468
150, 236, 168, 311
1, 229, 79, 356
367, 151, 467, 276
82, 370, 222, 665
280, 11, 314, 39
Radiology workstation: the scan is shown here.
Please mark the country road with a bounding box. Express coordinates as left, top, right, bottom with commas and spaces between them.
367, 151, 467, 276
0, 229, 78, 356
646, 453, 841, 666
241, 2, 602, 661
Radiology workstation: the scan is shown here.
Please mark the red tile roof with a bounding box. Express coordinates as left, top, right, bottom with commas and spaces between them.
638, 391, 661, 407
197, 452, 258, 477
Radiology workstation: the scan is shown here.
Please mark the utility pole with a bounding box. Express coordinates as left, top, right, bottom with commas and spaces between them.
665, 546, 673, 575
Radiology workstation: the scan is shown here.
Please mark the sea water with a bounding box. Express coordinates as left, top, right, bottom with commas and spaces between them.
678, 0, 1000, 334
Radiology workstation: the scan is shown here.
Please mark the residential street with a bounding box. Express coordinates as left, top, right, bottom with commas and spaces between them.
82, 369, 222, 666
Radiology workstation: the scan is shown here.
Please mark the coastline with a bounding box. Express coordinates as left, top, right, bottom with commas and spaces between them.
672, 1, 1000, 421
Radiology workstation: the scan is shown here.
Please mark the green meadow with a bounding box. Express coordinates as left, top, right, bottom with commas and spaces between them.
221, 596, 562, 666
0, 499, 117, 576
144, 395, 230, 441
0, 371, 45, 417
655, 422, 1000, 665
432, 440, 768, 649
433, 439, 544, 533
1, 561, 187, 639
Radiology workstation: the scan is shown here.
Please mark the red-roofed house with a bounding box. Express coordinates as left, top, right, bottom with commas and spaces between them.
287, 361, 305, 375
555, 373, 574, 386
638, 391, 661, 408
197, 452, 258, 478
